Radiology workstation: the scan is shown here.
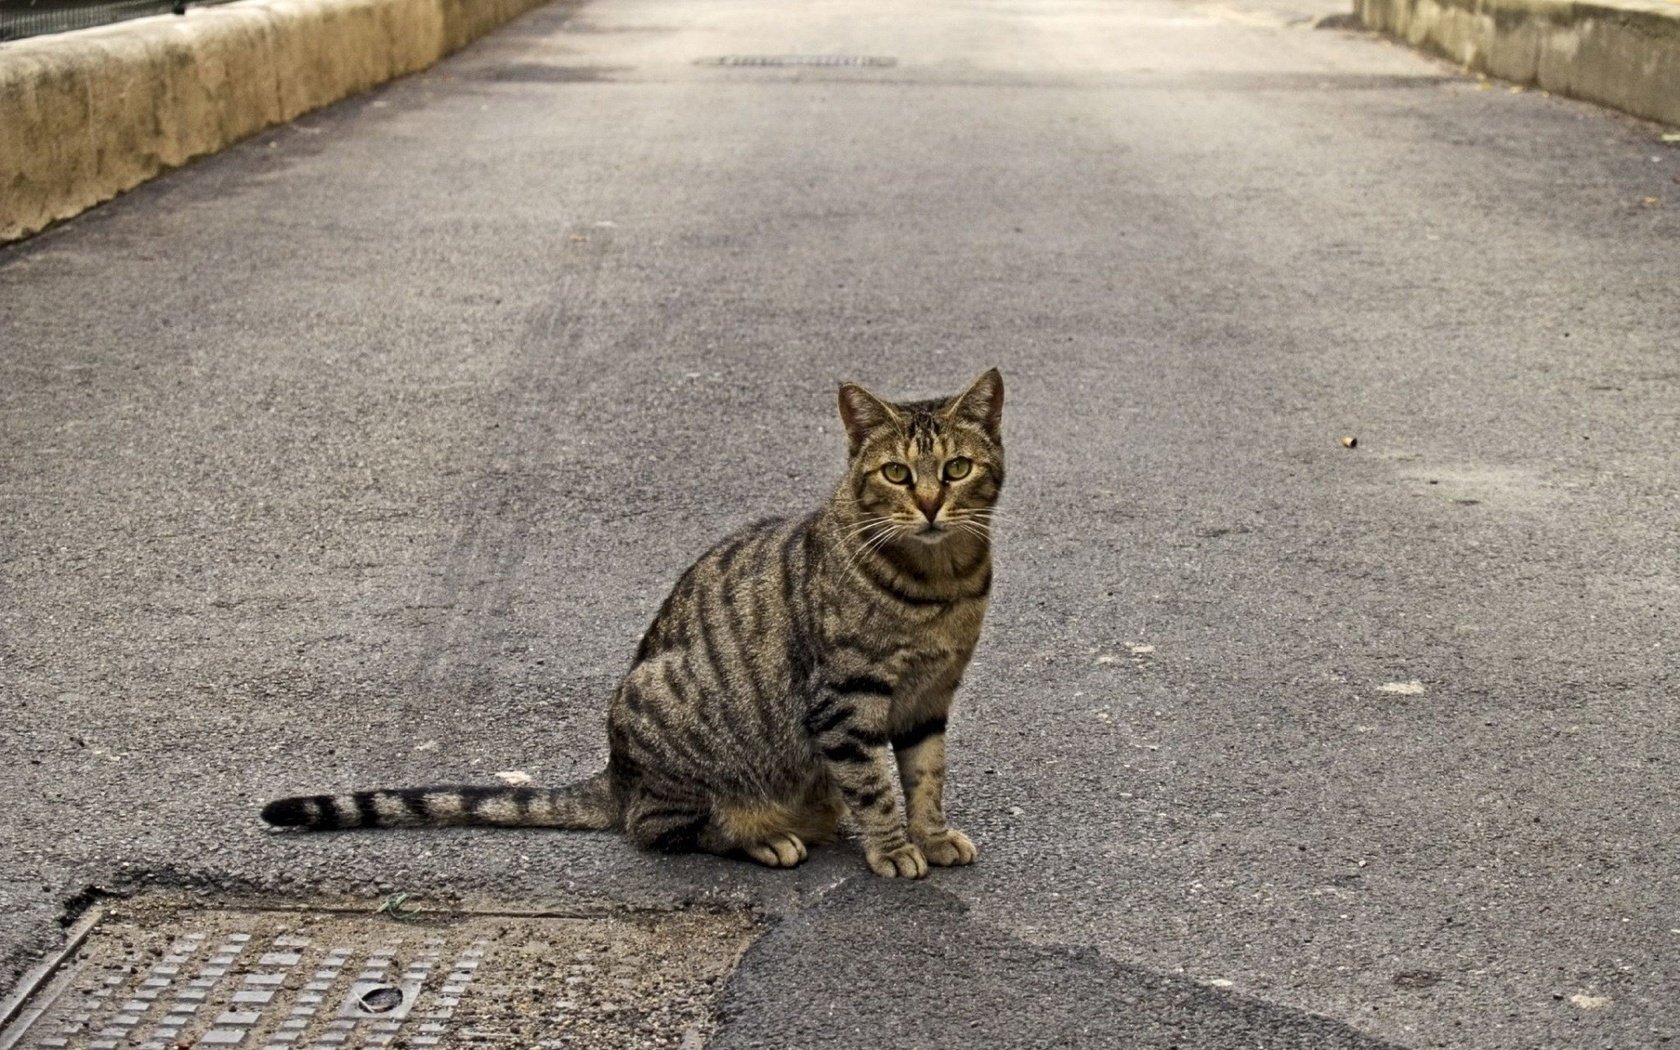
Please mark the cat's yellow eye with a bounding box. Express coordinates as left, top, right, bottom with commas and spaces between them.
943, 457, 973, 481
881, 463, 912, 485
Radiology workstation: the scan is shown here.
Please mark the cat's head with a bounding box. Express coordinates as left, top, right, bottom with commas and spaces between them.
835, 369, 1004, 547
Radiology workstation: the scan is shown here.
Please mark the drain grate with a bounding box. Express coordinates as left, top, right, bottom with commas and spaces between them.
700, 55, 897, 68
0, 898, 757, 1049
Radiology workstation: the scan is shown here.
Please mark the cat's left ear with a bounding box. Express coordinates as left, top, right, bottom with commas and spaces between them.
945, 368, 1004, 438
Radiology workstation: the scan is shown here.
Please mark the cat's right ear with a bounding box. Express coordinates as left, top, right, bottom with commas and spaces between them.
838, 383, 897, 455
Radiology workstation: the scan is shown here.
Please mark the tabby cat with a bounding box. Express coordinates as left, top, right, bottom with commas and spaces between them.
262, 370, 1004, 878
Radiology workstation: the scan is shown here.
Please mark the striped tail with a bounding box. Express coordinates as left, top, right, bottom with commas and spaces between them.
260, 770, 619, 832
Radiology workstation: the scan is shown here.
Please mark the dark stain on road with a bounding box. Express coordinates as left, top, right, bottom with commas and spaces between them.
714, 879, 1405, 1049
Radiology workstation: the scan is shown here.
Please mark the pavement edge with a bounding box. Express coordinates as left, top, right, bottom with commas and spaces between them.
0, 0, 552, 243
1354, 0, 1680, 126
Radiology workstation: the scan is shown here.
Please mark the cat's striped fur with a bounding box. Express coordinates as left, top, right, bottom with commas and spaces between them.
262, 370, 1004, 877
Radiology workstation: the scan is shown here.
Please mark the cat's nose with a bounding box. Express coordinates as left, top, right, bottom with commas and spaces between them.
915, 494, 944, 523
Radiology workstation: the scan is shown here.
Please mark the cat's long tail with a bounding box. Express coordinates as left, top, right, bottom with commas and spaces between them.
260, 769, 620, 832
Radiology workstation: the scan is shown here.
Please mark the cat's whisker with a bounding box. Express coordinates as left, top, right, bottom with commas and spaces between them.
842, 520, 910, 574
843, 511, 895, 527
843, 516, 896, 538
840, 540, 877, 577
840, 523, 885, 558
856, 521, 907, 552
840, 514, 907, 544
946, 515, 999, 535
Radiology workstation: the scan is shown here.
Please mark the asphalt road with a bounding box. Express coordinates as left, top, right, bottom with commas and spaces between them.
2, 0, 1677, 1046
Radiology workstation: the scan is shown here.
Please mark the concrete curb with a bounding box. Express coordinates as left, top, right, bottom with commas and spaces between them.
0, 0, 548, 243
1355, 0, 1680, 126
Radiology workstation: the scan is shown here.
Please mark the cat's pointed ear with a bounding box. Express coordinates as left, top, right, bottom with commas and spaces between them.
945, 368, 1004, 438
838, 382, 897, 454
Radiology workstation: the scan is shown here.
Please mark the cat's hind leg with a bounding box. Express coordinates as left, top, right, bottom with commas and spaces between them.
622, 789, 814, 869
621, 789, 712, 854
708, 801, 810, 868
789, 779, 846, 846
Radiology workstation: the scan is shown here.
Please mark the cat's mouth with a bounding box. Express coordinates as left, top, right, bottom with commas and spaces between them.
911, 524, 947, 544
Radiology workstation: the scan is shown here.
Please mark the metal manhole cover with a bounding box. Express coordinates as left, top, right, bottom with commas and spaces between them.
0, 898, 757, 1049
700, 55, 897, 68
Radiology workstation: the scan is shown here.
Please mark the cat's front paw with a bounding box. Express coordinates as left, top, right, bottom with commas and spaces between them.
866, 842, 929, 879
915, 828, 977, 867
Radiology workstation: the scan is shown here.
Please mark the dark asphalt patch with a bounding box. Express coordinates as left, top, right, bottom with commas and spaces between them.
712, 879, 1404, 1050
0, 897, 757, 1049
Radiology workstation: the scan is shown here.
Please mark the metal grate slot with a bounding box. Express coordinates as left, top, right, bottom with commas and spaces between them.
701, 54, 897, 68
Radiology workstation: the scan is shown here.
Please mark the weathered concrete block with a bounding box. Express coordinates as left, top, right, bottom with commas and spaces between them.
0, 0, 546, 242
1357, 0, 1680, 126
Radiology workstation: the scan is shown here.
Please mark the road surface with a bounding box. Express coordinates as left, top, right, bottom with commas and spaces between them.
2, 0, 1677, 1046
